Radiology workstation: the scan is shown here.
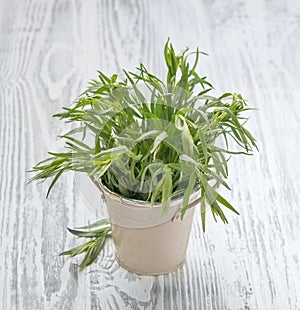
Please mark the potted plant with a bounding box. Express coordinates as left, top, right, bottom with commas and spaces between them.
30, 40, 257, 275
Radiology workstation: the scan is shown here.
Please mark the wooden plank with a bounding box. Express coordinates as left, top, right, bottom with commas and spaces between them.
1, 0, 300, 309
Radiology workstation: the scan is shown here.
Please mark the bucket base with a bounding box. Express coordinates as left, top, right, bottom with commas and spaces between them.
115, 255, 186, 276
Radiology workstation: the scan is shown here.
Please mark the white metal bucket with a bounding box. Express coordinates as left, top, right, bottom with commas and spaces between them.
99, 181, 200, 275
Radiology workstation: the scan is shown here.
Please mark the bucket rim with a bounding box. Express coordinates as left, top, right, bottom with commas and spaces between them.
97, 178, 200, 209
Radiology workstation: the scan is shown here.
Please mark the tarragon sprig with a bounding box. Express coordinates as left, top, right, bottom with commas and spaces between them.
59, 219, 111, 269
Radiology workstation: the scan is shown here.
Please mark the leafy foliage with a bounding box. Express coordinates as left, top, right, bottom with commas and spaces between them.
59, 219, 111, 268
31, 39, 257, 231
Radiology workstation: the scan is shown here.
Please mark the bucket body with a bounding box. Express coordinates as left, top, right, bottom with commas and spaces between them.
100, 183, 199, 275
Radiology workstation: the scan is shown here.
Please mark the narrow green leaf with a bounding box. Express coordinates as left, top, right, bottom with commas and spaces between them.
79, 234, 106, 268
214, 190, 239, 215
60, 135, 91, 151
76, 219, 110, 230
59, 240, 94, 257
46, 169, 64, 198
181, 171, 197, 219
200, 186, 206, 231
150, 131, 168, 155
162, 167, 173, 214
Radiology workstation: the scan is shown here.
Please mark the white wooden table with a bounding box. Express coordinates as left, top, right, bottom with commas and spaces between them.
1, 0, 300, 309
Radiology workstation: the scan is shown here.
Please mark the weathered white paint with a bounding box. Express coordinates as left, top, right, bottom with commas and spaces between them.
1, 0, 300, 309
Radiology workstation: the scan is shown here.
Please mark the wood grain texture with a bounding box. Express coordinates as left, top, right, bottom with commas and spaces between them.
1, 0, 300, 309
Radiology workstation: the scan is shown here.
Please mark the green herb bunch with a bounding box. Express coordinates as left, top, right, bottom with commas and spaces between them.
31, 40, 257, 231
